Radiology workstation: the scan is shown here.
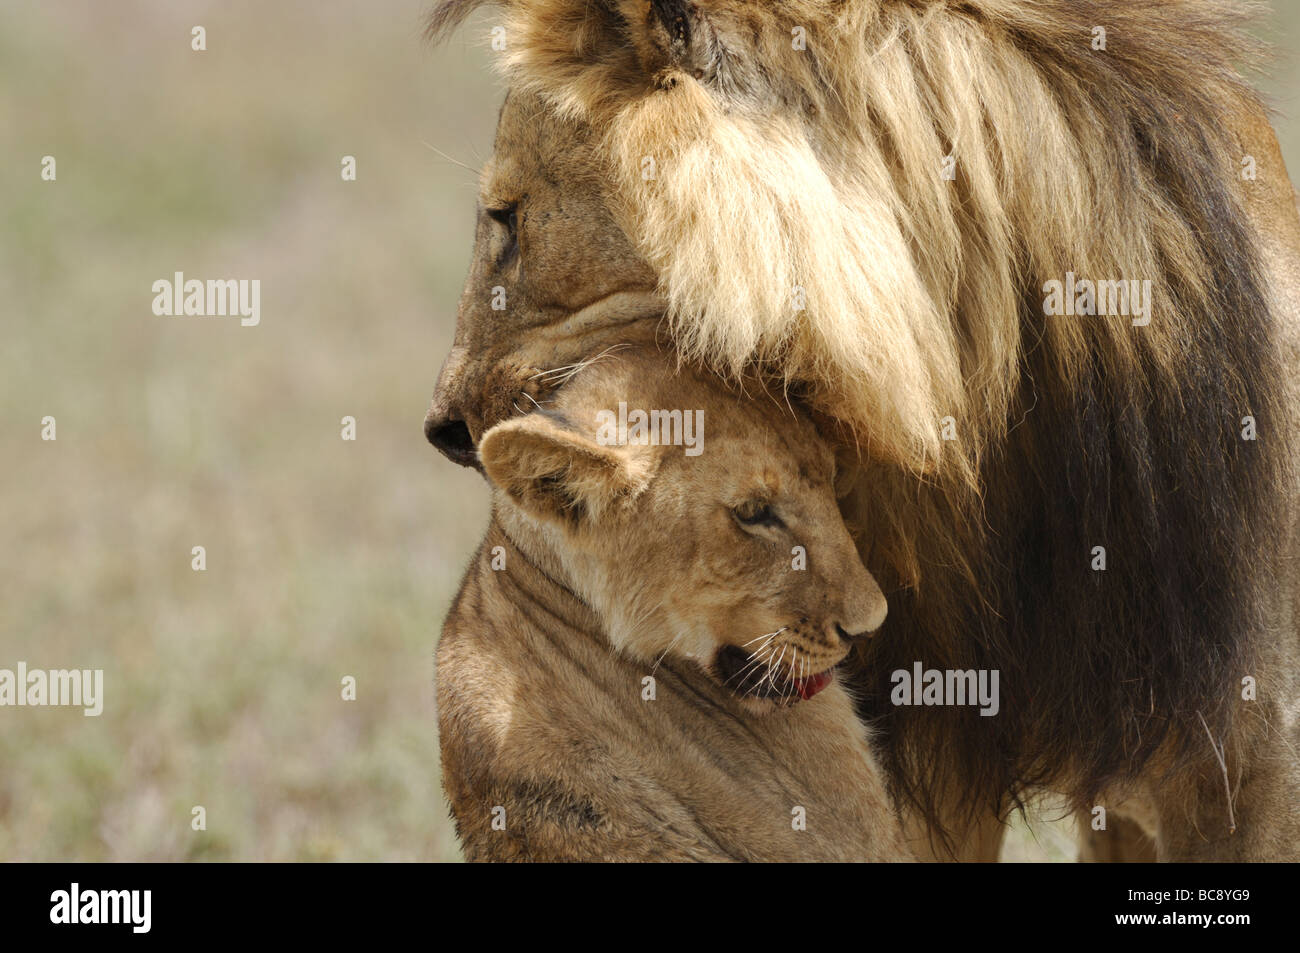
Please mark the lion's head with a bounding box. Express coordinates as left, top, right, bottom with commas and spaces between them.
479, 349, 887, 709
424, 0, 989, 478
423, 88, 664, 467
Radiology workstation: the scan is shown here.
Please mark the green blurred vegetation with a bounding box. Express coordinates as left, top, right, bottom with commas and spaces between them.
0, 1, 1296, 862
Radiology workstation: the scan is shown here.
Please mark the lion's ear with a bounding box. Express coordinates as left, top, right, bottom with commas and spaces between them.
625, 0, 724, 82
479, 412, 657, 527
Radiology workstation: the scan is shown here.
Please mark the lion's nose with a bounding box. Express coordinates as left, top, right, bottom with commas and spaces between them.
425, 345, 477, 466
425, 412, 480, 470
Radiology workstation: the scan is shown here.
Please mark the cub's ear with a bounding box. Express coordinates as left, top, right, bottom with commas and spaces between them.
479, 412, 658, 527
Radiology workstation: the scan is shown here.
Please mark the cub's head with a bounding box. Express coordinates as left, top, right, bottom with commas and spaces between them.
478, 349, 887, 710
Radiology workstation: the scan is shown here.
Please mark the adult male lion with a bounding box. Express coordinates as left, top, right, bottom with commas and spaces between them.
424, 0, 1300, 860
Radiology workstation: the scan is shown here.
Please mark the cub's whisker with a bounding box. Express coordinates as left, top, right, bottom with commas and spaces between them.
742, 627, 787, 648
726, 646, 773, 688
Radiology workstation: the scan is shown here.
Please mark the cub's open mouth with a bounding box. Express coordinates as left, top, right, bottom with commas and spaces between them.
793, 669, 833, 701
712, 643, 837, 703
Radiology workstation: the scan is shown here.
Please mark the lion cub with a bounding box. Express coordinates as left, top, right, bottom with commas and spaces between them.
436, 349, 910, 861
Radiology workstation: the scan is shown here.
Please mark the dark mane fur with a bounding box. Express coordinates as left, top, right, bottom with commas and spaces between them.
847, 0, 1288, 843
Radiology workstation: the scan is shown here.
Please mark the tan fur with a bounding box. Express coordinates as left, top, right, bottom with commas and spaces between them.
437, 350, 911, 861
425, 1, 1300, 861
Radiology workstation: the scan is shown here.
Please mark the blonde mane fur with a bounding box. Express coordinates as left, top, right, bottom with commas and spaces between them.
433, 0, 1270, 480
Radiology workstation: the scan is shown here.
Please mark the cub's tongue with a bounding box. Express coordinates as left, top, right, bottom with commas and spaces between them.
794, 670, 833, 701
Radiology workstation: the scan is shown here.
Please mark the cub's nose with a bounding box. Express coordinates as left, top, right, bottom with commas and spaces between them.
833, 622, 879, 644
424, 413, 480, 470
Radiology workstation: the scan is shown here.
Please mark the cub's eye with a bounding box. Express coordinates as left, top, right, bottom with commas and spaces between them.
486, 203, 518, 236
732, 501, 784, 530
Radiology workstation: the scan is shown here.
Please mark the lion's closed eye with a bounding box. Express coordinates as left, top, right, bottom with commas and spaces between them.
486, 203, 517, 234
731, 500, 784, 531
485, 202, 520, 267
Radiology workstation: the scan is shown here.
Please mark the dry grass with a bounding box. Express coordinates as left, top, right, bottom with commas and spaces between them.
0, 0, 500, 861
1, 0, 1296, 862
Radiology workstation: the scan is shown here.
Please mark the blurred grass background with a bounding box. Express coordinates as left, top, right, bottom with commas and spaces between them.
0, 1, 1296, 862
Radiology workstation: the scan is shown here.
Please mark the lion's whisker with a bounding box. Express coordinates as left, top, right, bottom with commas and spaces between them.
419, 140, 480, 176
531, 345, 635, 387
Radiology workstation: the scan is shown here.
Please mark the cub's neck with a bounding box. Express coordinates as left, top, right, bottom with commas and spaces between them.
480, 503, 608, 650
